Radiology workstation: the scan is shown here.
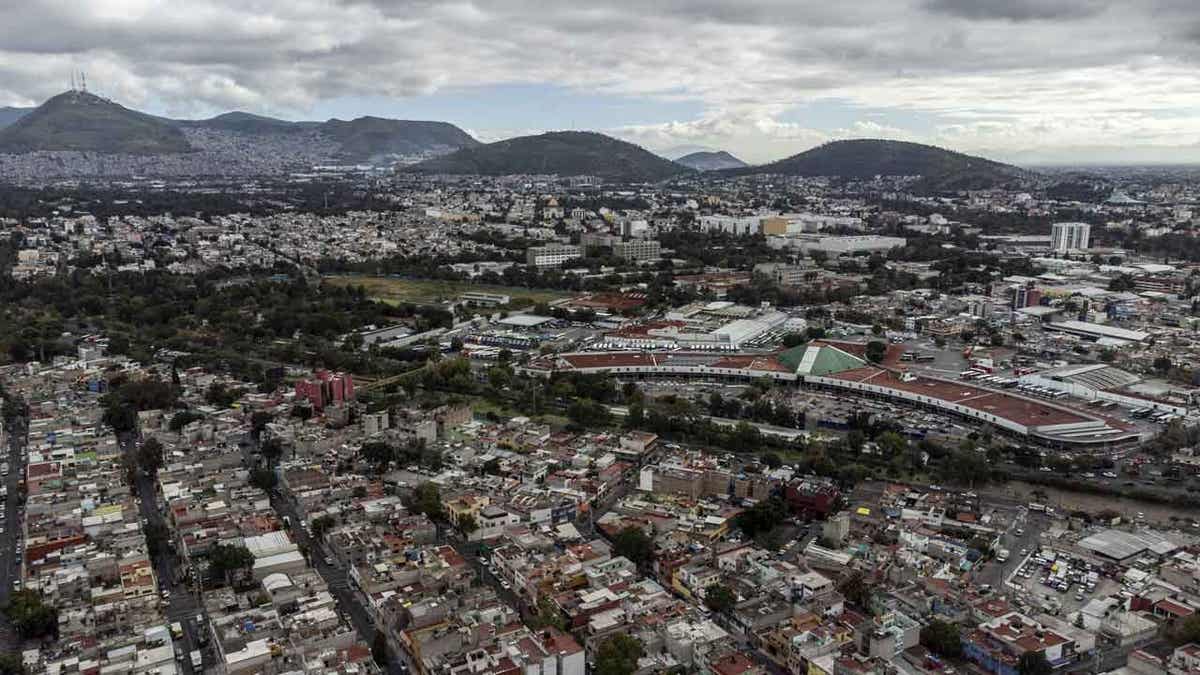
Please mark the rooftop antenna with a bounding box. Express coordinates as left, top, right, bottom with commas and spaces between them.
80, 71, 88, 94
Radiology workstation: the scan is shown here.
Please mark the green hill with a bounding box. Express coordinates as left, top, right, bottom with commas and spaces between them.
725, 139, 1029, 191
0, 91, 191, 154
404, 131, 692, 182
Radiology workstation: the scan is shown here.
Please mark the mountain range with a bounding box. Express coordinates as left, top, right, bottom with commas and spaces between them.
675, 150, 747, 171
0, 91, 479, 162
724, 139, 1029, 191
403, 131, 692, 182
0, 107, 32, 128
0, 92, 1033, 187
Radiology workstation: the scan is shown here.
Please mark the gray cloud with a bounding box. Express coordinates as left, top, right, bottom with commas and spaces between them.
922, 0, 1111, 21
0, 1, 1198, 162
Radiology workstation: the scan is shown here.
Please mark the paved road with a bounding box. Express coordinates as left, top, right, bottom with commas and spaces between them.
975, 508, 1048, 589
268, 489, 409, 675
0, 416, 28, 649
129, 435, 215, 674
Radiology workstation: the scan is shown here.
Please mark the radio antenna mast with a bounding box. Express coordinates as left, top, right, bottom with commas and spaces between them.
81, 71, 88, 93
71, 72, 77, 92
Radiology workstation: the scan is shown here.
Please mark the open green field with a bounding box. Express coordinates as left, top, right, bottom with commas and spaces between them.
324, 275, 572, 307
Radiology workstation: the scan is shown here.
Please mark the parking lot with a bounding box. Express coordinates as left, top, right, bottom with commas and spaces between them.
1007, 545, 1120, 616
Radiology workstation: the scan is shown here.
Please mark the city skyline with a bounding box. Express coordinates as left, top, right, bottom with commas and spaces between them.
2, 0, 1200, 165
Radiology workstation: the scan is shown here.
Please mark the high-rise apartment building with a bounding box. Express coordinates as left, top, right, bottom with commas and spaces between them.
295, 370, 355, 411
1050, 222, 1091, 252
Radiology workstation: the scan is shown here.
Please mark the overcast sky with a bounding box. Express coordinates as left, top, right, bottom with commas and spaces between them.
3, 0, 1200, 165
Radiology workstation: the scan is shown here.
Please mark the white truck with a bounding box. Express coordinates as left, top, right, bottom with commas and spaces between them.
996, 549, 1010, 563
190, 650, 202, 671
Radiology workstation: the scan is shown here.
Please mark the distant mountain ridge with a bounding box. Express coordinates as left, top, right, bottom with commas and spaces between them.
404, 131, 693, 182
723, 139, 1030, 191
0, 91, 479, 163
675, 150, 747, 171
0, 107, 32, 129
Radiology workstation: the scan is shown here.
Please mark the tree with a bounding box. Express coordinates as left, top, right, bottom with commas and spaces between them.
612, 526, 654, 567
204, 382, 242, 408
1154, 356, 1173, 375
311, 514, 336, 538
4, 590, 58, 639
1108, 274, 1136, 292
703, 583, 737, 614
0, 653, 25, 675
594, 633, 644, 675
481, 457, 503, 475
144, 520, 171, 557
837, 571, 873, 610
941, 448, 990, 486
919, 620, 962, 658
360, 441, 394, 471
208, 544, 255, 584
734, 497, 788, 538
530, 596, 567, 631
782, 332, 807, 348
1169, 613, 1200, 646
249, 468, 278, 491
1018, 652, 1052, 675
865, 340, 887, 363
456, 514, 479, 538
761, 452, 782, 469
169, 410, 202, 432
250, 411, 274, 438
408, 482, 445, 520
625, 400, 645, 428
260, 437, 284, 465
137, 437, 164, 475
372, 629, 389, 667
